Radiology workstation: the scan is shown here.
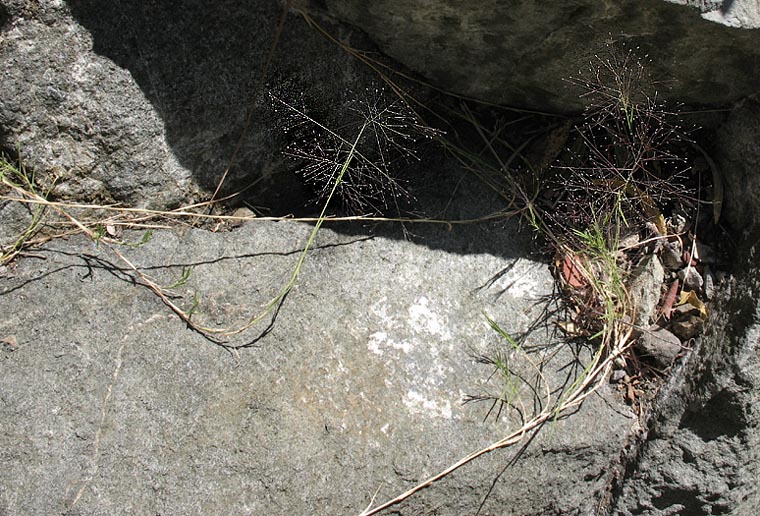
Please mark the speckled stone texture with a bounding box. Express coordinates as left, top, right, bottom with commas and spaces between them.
0, 216, 635, 515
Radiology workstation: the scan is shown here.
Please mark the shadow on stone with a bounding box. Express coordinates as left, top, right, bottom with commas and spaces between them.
679, 389, 746, 441
63, 0, 320, 210
59, 1, 529, 259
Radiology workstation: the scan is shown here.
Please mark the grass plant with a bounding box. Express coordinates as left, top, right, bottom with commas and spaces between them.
0, 154, 55, 266
356, 42, 700, 515
270, 85, 439, 215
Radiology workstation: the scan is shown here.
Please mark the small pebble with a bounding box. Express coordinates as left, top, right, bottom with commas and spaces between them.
610, 369, 627, 383
668, 213, 689, 234
671, 313, 704, 340
678, 267, 704, 291
660, 242, 683, 269
619, 232, 640, 249
636, 325, 683, 368
671, 302, 701, 318
229, 207, 255, 227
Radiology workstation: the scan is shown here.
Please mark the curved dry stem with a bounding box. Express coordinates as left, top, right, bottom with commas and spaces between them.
2, 174, 523, 345
359, 322, 633, 516
1, 196, 519, 227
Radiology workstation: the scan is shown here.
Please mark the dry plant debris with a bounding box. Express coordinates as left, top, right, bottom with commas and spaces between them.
538, 46, 720, 404
350, 39, 726, 514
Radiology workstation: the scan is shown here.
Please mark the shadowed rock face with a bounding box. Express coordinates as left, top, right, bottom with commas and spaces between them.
715, 98, 760, 230
0, 1, 386, 209
607, 233, 760, 516
314, 0, 760, 112
2, 1, 759, 209
604, 102, 760, 515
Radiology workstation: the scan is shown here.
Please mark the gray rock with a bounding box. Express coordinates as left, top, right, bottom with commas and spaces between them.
608, 229, 760, 515
678, 266, 704, 292
0, 199, 33, 246
0, 0, 388, 210
627, 255, 665, 333
659, 241, 683, 270
635, 325, 684, 368
610, 369, 628, 383
670, 308, 706, 340
667, 213, 690, 236
699, 0, 760, 27
703, 265, 716, 300
0, 3, 193, 208
0, 216, 636, 515
313, 0, 760, 112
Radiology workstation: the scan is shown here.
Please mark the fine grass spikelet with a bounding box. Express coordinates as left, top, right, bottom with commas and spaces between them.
269, 85, 439, 214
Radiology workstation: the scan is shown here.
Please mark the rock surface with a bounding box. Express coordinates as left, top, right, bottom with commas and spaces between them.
608, 234, 760, 515
0, 215, 635, 515
1, 0, 194, 207
716, 98, 760, 231
311, 0, 760, 112
3, 0, 760, 514
0, 0, 384, 209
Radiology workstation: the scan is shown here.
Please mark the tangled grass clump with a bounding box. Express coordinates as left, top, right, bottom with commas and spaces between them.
0, 154, 54, 266
359, 41, 719, 516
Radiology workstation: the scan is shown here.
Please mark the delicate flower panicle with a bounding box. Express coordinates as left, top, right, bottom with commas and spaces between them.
270, 86, 440, 214
550, 43, 694, 240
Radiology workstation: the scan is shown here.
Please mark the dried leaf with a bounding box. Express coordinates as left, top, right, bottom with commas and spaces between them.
661, 279, 680, 320
557, 320, 584, 336
652, 214, 668, 237
560, 253, 587, 288
675, 290, 708, 320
